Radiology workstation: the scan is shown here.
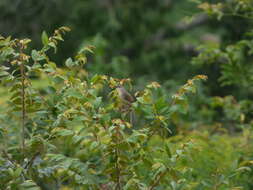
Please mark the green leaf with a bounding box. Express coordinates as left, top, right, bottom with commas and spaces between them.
0, 71, 9, 76
93, 97, 102, 108
65, 57, 74, 68
55, 129, 74, 137
20, 180, 41, 190
48, 42, 57, 52
13, 167, 23, 178
52, 75, 64, 84
41, 31, 49, 46
236, 166, 252, 172
65, 88, 83, 99
31, 50, 45, 61
165, 143, 172, 158
91, 74, 100, 84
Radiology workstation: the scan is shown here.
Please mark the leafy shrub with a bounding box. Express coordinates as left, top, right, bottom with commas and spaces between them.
0, 26, 205, 189
0, 25, 252, 190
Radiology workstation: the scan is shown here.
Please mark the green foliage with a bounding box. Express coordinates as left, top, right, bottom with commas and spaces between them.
189, 0, 253, 133
2, 27, 251, 190
1, 1, 253, 189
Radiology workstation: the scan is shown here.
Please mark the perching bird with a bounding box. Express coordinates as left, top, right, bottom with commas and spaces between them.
115, 85, 136, 125
116, 85, 135, 104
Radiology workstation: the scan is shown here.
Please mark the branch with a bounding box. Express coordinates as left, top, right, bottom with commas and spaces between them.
18, 51, 26, 159
20, 62, 26, 155
24, 152, 40, 169
115, 126, 121, 190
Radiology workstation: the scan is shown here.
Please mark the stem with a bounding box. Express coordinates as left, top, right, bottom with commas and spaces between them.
24, 152, 40, 169
115, 149, 121, 190
20, 60, 26, 157
115, 127, 121, 190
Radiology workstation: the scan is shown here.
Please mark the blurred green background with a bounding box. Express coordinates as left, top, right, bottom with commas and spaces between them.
0, 0, 220, 84
1, 0, 250, 91
1, 0, 253, 130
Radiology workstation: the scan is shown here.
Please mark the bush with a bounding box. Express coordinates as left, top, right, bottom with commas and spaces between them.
0, 26, 253, 190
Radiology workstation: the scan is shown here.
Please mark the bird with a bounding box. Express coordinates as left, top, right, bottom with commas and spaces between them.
115, 85, 135, 104
115, 85, 136, 125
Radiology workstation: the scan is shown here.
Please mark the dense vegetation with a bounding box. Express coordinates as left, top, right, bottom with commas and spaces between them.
1, 0, 253, 189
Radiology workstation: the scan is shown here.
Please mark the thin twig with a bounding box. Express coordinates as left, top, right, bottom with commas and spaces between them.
24, 152, 40, 169
115, 126, 121, 190
18, 42, 27, 159
20, 61, 26, 157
